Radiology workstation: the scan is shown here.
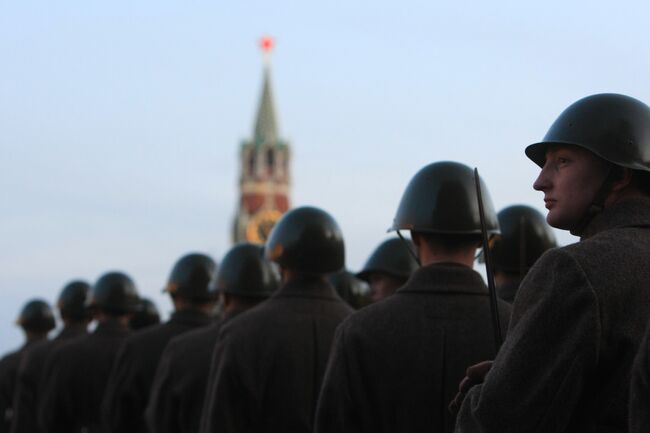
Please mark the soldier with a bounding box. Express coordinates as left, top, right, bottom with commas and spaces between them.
355, 237, 418, 302
630, 321, 650, 433
453, 94, 650, 432
328, 270, 371, 309
489, 205, 557, 303
200, 206, 353, 433
0, 300, 55, 433
12, 281, 91, 433
38, 271, 139, 433
129, 298, 161, 331
146, 243, 277, 433
102, 253, 218, 433
314, 161, 511, 433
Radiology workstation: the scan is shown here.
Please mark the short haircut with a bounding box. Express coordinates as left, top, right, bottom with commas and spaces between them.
415, 232, 481, 254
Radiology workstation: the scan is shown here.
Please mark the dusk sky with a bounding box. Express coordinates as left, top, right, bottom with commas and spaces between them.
2, 0, 650, 352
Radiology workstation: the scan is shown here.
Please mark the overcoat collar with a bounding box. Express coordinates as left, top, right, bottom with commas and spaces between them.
581, 197, 650, 240
398, 263, 488, 296
220, 306, 249, 325
94, 318, 130, 336
273, 276, 340, 301
56, 323, 89, 340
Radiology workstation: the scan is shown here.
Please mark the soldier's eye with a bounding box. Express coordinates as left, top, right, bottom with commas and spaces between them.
557, 157, 570, 165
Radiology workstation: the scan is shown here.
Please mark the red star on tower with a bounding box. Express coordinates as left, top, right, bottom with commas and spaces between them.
260, 36, 274, 53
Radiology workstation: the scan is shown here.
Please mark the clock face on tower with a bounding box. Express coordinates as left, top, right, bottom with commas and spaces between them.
245, 209, 283, 244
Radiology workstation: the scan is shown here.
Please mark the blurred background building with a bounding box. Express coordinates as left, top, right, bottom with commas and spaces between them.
233, 37, 291, 244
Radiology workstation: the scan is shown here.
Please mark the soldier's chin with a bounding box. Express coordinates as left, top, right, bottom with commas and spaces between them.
545, 211, 573, 231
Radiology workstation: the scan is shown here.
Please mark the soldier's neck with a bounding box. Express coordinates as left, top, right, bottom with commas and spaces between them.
281, 269, 327, 284
418, 247, 476, 268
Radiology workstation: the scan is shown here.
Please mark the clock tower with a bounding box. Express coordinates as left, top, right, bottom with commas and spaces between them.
233, 36, 291, 244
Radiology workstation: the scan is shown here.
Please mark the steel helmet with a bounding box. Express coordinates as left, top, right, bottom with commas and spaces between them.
164, 253, 218, 301
356, 238, 418, 282
265, 206, 345, 274
491, 205, 557, 273
87, 271, 139, 314
390, 161, 499, 235
526, 93, 650, 172
16, 299, 56, 332
214, 243, 279, 297
57, 280, 91, 320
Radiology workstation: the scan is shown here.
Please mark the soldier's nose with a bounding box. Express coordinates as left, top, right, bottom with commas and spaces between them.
533, 166, 551, 192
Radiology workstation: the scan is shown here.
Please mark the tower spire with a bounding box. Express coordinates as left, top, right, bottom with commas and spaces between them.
254, 36, 278, 146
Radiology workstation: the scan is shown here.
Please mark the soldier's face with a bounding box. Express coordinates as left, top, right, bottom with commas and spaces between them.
368, 273, 404, 302
533, 145, 609, 230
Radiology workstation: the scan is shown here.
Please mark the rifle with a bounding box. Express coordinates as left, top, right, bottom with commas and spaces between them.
474, 168, 503, 350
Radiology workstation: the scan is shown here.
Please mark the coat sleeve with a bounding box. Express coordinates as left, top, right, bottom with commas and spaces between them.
455, 249, 600, 433
630, 322, 650, 433
199, 330, 253, 433
314, 324, 360, 433
145, 342, 181, 433
101, 340, 142, 433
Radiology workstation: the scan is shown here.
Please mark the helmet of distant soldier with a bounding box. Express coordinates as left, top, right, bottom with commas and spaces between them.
526, 93, 650, 172
57, 280, 92, 320
356, 238, 418, 282
389, 161, 499, 235
328, 270, 370, 309
264, 206, 345, 274
163, 253, 218, 301
213, 243, 279, 298
129, 298, 161, 331
491, 205, 558, 274
16, 299, 56, 332
86, 271, 140, 315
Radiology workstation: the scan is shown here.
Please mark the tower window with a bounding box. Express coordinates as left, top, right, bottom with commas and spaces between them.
248, 153, 256, 175
266, 149, 274, 171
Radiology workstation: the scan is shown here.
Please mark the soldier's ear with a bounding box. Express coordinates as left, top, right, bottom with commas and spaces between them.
610, 167, 633, 193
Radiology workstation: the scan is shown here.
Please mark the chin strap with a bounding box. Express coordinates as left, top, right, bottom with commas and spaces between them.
396, 230, 421, 267
571, 168, 616, 237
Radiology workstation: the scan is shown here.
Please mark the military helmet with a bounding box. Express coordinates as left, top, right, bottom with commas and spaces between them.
491, 205, 558, 274
526, 93, 650, 172
57, 280, 91, 320
129, 298, 161, 331
265, 206, 345, 274
164, 253, 218, 301
16, 299, 56, 332
328, 270, 370, 309
356, 238, 418, 282
390, 161, 499, 235
87, 271, 139, 314
214, 243, 279, 298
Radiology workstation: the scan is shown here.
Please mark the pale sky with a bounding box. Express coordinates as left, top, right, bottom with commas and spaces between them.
2, 0, 650, 352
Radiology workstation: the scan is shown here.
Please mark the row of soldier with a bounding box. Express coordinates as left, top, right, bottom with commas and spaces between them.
1, 92, 650, 432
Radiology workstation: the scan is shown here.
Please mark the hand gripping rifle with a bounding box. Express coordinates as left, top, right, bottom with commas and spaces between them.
474, 168, 503, 351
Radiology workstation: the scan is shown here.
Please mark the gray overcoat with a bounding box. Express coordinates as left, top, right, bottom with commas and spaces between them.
102, 310, 212, 433
456, 197, 650, 433
145, 309, 245, 433
314, 263, 511, 433
12, 325, 87, 433
38, 319, 130, 433
199, 276, 353, 433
